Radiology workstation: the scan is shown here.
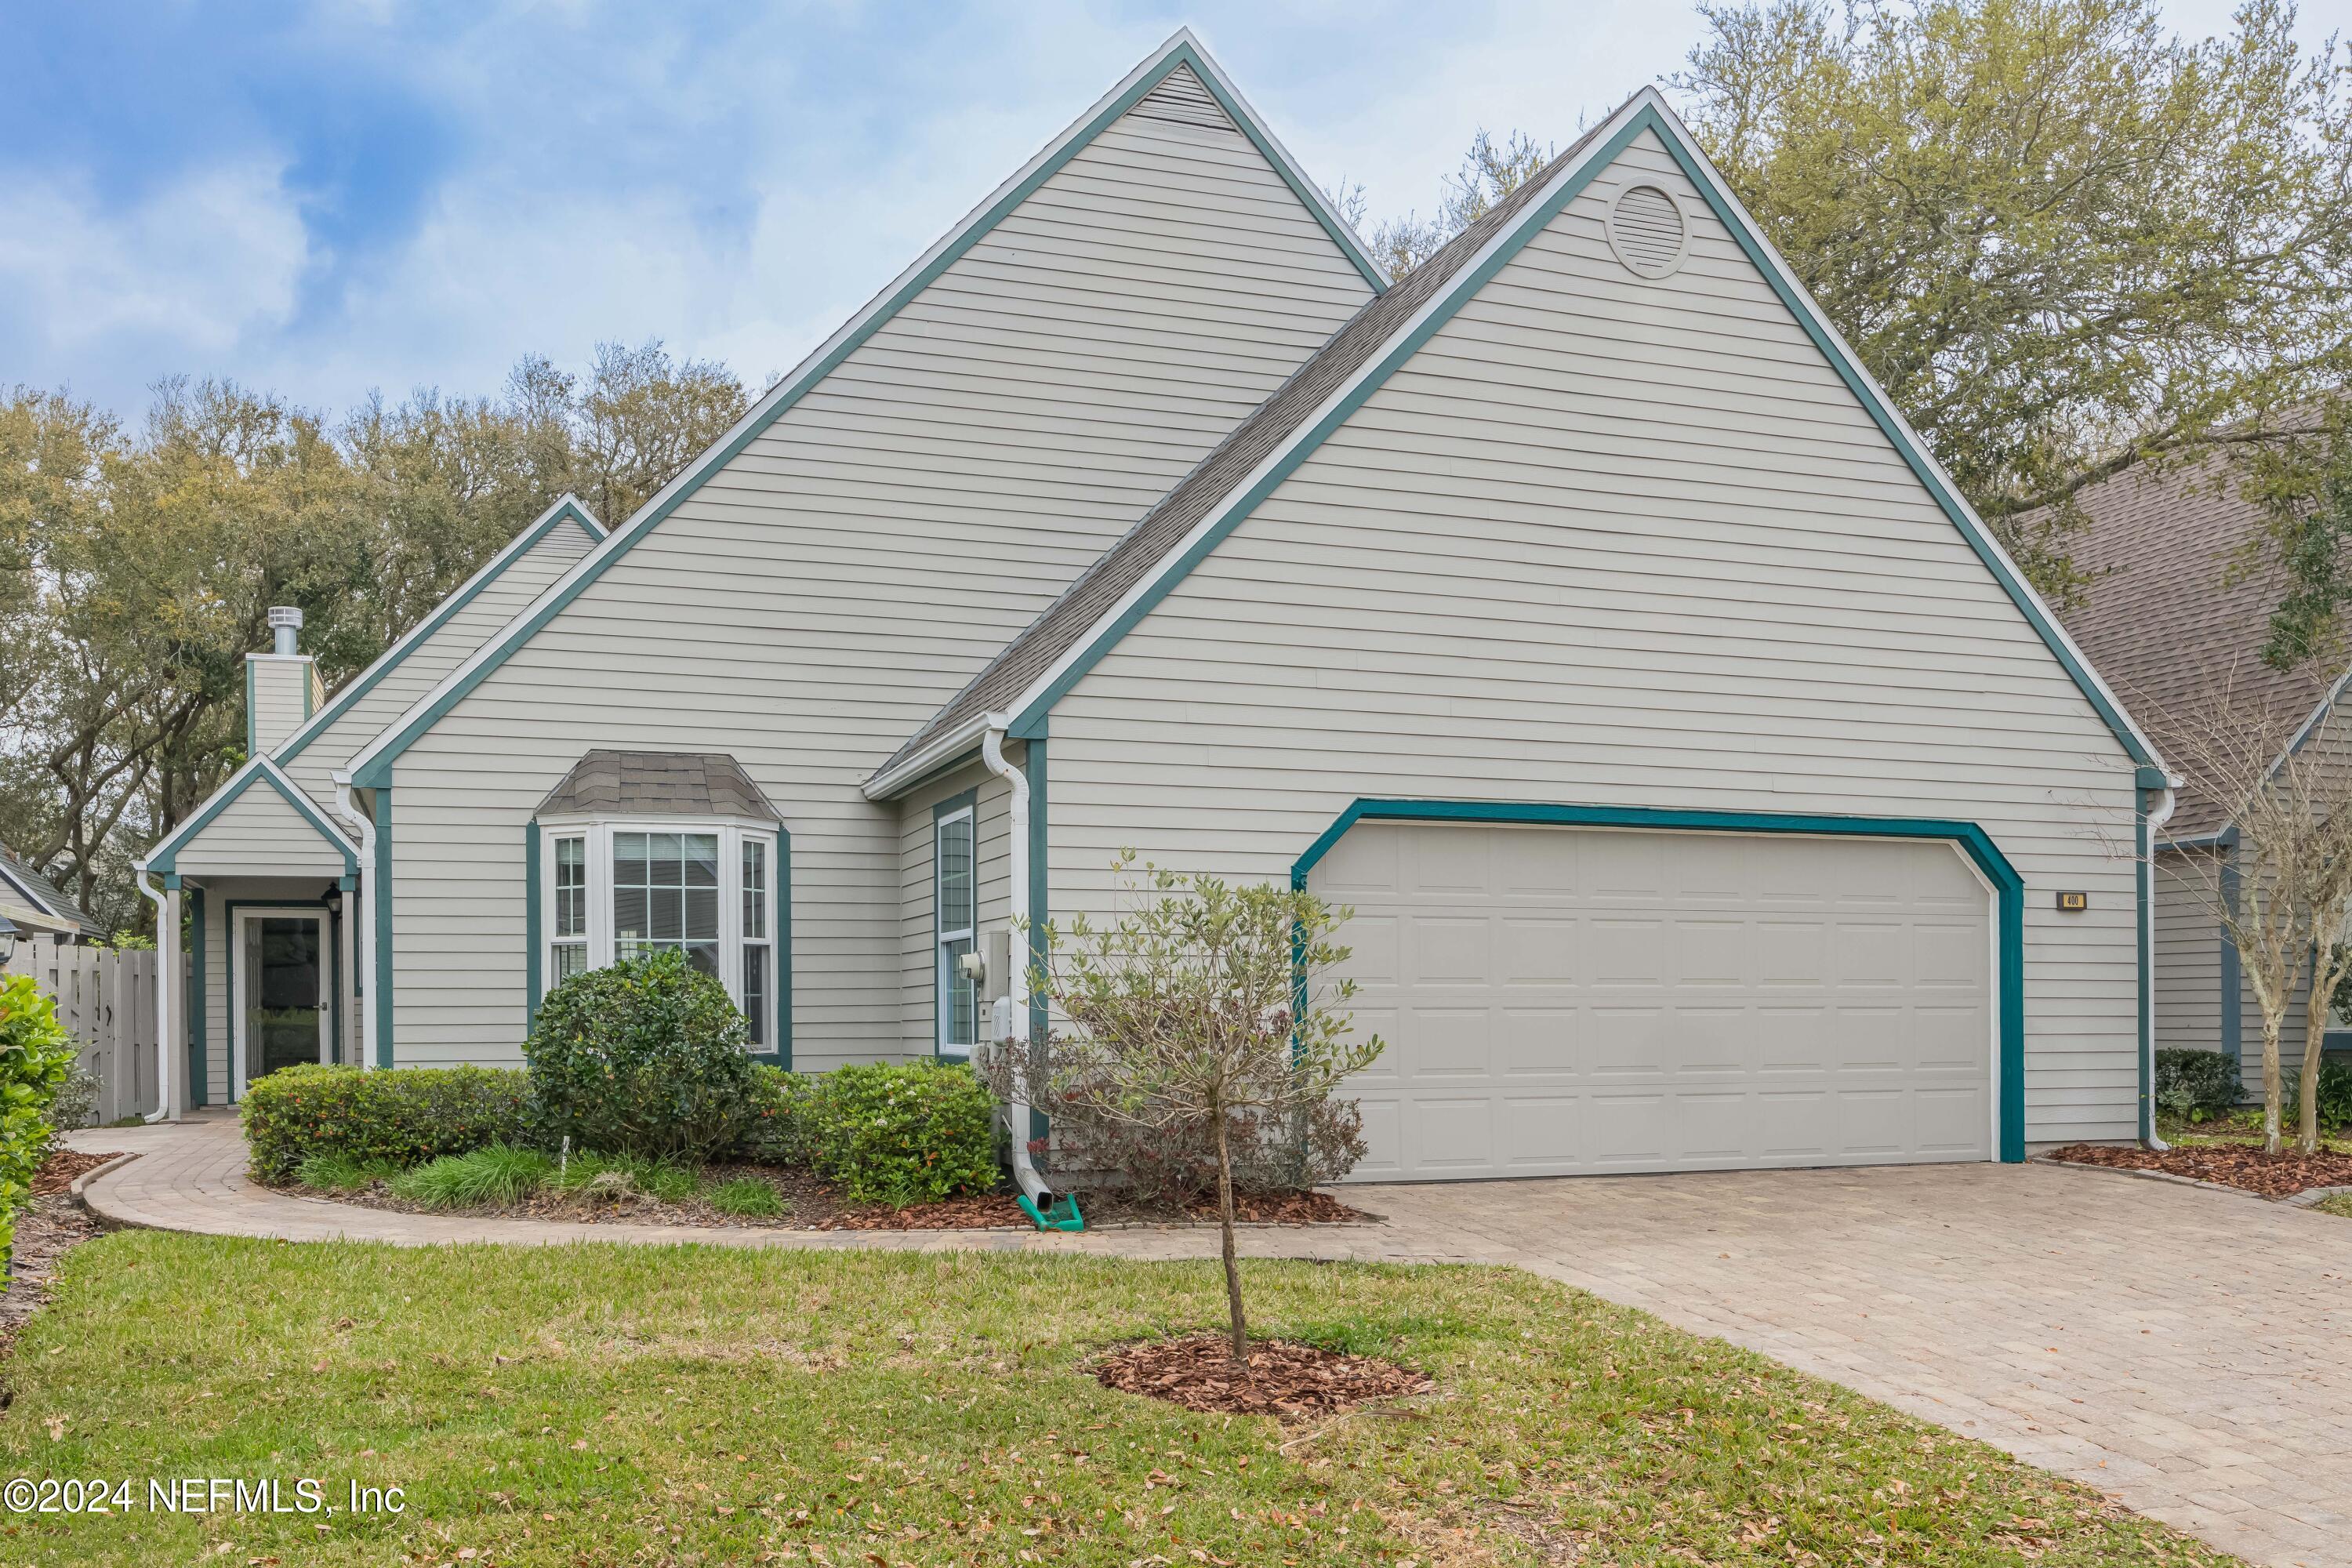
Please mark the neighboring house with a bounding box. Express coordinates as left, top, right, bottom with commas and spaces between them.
139, 31, 2172, 1179
0, 843, 103, 956
2062, 455, 2350, 1098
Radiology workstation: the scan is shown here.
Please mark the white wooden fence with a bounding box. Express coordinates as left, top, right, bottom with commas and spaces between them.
9, 938, 183, 1125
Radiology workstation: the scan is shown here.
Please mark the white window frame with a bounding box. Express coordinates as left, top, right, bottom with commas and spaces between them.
537, 817, 779, 1047
935, 804, 978, 1058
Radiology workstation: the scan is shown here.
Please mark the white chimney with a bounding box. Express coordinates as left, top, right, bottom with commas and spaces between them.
247, 608, 319, 757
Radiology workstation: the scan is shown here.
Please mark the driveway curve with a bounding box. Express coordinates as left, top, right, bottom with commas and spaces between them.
66, 1115, 2352, 1568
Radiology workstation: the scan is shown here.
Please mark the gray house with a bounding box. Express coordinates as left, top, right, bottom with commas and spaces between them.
137, 32, 2171, 1178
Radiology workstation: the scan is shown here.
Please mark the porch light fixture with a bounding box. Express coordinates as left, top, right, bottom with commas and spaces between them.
321, 884, 343, 915
0, 913, 16, 968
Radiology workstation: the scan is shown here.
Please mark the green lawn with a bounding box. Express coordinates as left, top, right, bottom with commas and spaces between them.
2314, 1192, 2352, 1219
0, 1233, 2236, 1566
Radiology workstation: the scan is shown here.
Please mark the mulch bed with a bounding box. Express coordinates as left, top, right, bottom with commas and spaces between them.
1094, 1333, 1433, 1419
0, 1150, 121, 1364
307, 1160, 1374, 1232
31, 1147, 119, 1197
2047, 1142, 2352, 1198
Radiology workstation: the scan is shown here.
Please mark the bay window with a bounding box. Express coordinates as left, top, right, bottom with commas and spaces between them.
538, 819, 779, 1047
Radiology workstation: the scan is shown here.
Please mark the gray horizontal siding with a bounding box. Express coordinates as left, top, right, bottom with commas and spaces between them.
381, 87, 1374, 1067
1042, 129, 2145, 1145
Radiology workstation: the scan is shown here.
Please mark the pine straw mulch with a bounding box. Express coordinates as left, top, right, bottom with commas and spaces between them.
318, 1160, 1375, 1232
2047, 1141, 2352, 1198
1094, 1333, 1433, 1419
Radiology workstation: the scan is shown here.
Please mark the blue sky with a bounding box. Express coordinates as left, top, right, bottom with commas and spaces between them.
0, 0, 2314, 422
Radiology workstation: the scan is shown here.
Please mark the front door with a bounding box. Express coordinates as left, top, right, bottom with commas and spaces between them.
237, 909, 330, 1094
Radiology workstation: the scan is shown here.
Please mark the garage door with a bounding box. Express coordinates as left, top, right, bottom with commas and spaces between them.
1311, 821, 1994, 1180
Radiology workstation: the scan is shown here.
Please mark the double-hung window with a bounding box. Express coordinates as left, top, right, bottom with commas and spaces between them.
935, 804, 977, 1056
538, 819, 779, 1049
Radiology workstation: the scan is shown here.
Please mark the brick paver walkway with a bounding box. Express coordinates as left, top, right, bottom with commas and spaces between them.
66, 1115, 2352, 1568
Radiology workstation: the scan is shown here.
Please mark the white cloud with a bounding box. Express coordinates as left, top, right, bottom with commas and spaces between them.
0, 163, 312, 376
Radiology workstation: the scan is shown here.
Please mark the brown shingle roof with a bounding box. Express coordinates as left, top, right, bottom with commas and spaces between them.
869, 108, 1625, 789
2059, 455, 2336, 837
536, 752, 779, 823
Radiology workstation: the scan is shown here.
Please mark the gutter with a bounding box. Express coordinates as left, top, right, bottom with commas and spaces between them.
132, 868, 178, 1123
2143, 775, 2180, 1152
332, 772, 379, 1071
975, 718, 1081, 1232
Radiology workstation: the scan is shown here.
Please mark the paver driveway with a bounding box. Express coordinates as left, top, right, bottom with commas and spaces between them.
69, 1116, 2352, 1568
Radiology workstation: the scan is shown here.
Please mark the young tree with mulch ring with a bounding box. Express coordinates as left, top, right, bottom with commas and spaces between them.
1026, 855, 1385, 1361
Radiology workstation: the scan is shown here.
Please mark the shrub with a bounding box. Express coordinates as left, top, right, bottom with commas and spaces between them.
0, 976, 81, 1266
524, 949, 761, 1160
240, 1063, 532, 1183
743, 1066, 818, 1166
2154, 1049, 2240, 1123
2285, 1055, 2352, 1131
800, 1061, 997, 1206
48, 1062, 100, 1133
709, 1177, 786, 1218
546, 1150, 700, 1203
294, 1152, 399, 1192
388, 1145, 554, 1209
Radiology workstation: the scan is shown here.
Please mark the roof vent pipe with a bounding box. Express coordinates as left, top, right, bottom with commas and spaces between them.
267, 605, 303, 655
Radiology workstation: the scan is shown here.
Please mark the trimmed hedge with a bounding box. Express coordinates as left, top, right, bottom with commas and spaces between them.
799, 1060, 997, 1206
2153, 1048, 2238, 1122
743, 1066, 817, 1166
240, 1064, 532, 1184
524, 949, 762, 1160
0, 975, 78, 1267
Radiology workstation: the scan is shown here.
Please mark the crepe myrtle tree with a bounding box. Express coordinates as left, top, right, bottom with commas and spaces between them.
2156, 684, 2352, 1154
1024, 854, 1385, 1360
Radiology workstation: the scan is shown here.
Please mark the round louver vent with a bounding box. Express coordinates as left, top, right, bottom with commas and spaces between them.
1608, 184, 1688, 279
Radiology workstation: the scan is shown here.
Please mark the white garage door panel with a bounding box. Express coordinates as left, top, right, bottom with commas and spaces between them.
1315, 822, 1994, 1180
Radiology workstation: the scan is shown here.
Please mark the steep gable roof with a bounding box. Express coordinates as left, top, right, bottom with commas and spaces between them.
344, 31, 1382, 791
2061, 455, 2336, 838
138, 756, 361, 879
866, 88, 2162, 797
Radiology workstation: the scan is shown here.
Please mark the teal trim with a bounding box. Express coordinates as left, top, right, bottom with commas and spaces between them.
2220, 836, 2243, 1065
372, 787, 393, 1069
1290, 799, 2030, 1163
524, 823, 542, 1031
931, 789, 979, 1058
161, 873, 182, 891
2135, 765, 2169, 790
281, 496, 601, 769
221, 898, 336, 1102
188, 891, 207, 1109
347, 42, 1377, 791
147, 760, 361, 877
772, 828, 793, 1070
1007, 101, 2156, 775
243, 658, 257, 759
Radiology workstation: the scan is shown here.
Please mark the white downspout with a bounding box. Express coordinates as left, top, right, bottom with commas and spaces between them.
134, 869, 180, 1122
2144, 778, 2179, 1152
978, 718, 1052, 1207
332, 773, 378, 1071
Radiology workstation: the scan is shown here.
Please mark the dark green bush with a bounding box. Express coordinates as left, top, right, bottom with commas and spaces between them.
2154, 1048, 2239, 1122
743, 1065, 817, 1165
241, 1063, 532, 1183
2285, 1054, 2352, 1131
800, 1060, 997, 1206
0, 975, 79, 1266
524, 949, 761, 1160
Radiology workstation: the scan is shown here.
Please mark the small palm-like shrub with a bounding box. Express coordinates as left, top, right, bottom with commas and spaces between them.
800, 1061, 997, 1206
546, 1151, 700, 1203
294, 1152, 399, 1192
708, 1177, 785, 1218
389, 1145, 554, 1209
525, 949, 761, 1160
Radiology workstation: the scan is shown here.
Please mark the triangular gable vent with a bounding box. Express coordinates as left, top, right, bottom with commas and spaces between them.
1130, 64, 1234, 132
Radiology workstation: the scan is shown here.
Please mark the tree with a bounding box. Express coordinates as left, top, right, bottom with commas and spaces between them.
1333, 130, 1557, 278
2156, 683, 2352, 1154
1025, 857, 1385, 1360
1673, 0, 2352, 604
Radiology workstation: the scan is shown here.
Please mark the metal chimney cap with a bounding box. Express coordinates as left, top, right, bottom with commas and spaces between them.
267, 606, 304, 630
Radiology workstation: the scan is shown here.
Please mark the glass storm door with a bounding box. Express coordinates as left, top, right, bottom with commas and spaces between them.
243, 913, 327, 1084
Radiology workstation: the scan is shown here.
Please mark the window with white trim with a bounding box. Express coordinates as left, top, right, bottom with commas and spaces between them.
936, 805, 977, 1055
539, 819, 779, 1047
